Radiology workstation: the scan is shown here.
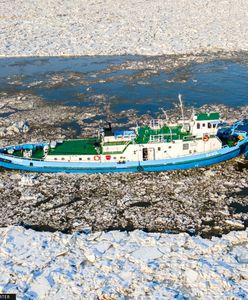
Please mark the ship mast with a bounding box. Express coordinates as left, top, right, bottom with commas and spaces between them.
178, 94, 185, 123
178, 94, 186, 134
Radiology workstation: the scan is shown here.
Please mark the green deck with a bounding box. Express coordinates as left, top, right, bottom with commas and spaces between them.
135, 125, 190, 143
32, 149, 44, 159
12, 150, 23, 157
48, 139, 99, 156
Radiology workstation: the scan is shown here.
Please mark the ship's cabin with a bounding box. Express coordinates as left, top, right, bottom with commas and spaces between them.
190, 113, 220, 137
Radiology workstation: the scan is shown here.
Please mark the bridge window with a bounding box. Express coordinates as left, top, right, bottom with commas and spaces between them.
183, 143, 189, 150
202, 123, 206, 127
197, 123, 200, 129
87, 157, 90, 160
54, 158, 57, 160
208, 123, 211, 128
79, 158, 82, 161
30, 162, 33, 167
61, 158, 65, 161
158, 147, 161, 151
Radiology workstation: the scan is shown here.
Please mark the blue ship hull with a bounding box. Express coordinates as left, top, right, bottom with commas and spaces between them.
0, 143, 245, 173
1, 119, 248, 173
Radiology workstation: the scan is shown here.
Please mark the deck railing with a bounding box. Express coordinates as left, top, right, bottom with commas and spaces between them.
149, 133, 177, 143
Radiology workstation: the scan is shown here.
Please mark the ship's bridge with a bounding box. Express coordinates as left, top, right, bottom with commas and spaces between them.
191, 113, 220, 137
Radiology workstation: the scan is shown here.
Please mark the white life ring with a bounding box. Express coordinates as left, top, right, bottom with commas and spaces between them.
94, 155, 100, 161
203, 135, 209, 142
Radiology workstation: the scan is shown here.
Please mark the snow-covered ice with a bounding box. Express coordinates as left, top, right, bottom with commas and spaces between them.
0, 226, 247, 299
0, 0, 248, 56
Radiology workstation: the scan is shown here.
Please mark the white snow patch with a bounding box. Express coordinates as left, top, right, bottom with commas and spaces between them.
131, 246, 163, 260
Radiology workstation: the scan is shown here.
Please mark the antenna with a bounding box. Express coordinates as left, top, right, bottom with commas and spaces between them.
191, 107, 195, 119
178, 94, 185, 125
161, 108, 168, 121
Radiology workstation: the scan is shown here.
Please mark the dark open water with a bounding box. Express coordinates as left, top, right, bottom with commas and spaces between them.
0, 56, 247, 114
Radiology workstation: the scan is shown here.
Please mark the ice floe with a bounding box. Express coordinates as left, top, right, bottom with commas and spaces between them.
0, 0, 248, 56
0, 226, 247, 299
